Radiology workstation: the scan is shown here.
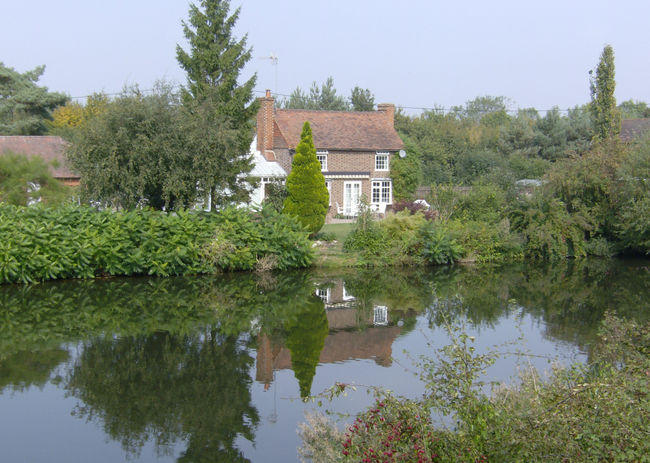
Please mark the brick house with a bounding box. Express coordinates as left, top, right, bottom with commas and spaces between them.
255, 90, 404, 220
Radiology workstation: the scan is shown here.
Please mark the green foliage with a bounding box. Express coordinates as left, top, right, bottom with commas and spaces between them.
377, 211, 428, 265
396, 98, 592, 187
176, 0, 259, 209
454, 183, 507, 223
343, 201, 388, 263
0, 62, 68, 135
419, 222, 463, 265
618, 99, 650, 118
546, 139, 624, 240
201, 205, 314, 271
0, 204, 312, 284
261, 178, 288, 213
282, 76, 349, 111
343, 207, 463, 266
446, 218, 523, 263
590, 45, 621, 141
349, 86, 375, 111
0, 152, 71, 205
509, 192, 587, 259
390, 137, 422, 201
283, 121, 329, 235
66, 83, 192, 210
614, 135, 650, 253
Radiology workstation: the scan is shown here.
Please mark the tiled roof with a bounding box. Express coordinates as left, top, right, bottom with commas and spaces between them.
0, 136, 78, 179
621, 119, 650, 142
273, 109, 404, 151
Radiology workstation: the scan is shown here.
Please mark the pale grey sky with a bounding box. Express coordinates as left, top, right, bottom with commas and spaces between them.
2, 0, 649, 113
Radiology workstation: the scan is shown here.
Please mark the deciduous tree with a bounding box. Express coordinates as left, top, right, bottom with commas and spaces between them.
48, 93, 108, 137
66, 84, 192, 210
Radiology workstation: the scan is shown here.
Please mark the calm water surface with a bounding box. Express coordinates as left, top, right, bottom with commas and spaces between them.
1, 259, 649, 462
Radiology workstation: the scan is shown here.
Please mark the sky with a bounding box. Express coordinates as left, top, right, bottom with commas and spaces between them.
2, 0, 649, 114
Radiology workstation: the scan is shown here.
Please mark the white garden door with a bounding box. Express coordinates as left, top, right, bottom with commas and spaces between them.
344, 181, 362, 216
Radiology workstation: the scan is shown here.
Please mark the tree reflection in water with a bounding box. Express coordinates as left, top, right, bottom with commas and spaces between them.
66, 331, 258, 462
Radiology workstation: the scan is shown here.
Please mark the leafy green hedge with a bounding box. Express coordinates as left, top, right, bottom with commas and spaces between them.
0, 204, 313, 284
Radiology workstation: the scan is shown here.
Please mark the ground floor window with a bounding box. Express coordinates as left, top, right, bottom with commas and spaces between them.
371, 179, 392, 204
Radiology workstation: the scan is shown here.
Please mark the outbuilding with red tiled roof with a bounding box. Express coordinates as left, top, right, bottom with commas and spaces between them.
0, 136, 79, 186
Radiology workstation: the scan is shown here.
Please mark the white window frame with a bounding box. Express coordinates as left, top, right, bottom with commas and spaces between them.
371, 179, 392, 204
342, 286, 355, 301
317, 150, 328, 172
375, 152, 389, 171
315, 288, 330, 303
373, 306, 388, 326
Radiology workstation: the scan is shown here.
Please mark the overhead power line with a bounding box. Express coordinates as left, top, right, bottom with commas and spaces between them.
70, 86, 582, 115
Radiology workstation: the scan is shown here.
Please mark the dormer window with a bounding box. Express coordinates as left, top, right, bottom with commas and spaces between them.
316, 151, 328, 171
375, 152, 389, 171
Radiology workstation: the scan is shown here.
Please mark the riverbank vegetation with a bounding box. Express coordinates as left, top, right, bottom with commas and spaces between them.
299, 313, 650, 463
338, 134, 650, 266
0, 204, 312, 284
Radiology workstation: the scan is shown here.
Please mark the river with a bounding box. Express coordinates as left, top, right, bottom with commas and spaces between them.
1, 258, 648, 462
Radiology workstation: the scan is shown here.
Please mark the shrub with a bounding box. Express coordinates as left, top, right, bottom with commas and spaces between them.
419, 222, 463, 265
509, 192, 588, 259
202, 206, 313, 271
283, 122, 329, 236
454, 183, 508, 223
0, 204, 312, 284
446, 218, 523, 262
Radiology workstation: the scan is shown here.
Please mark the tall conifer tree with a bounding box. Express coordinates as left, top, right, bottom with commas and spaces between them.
176, 0, 259, 208
283, 122, 329, 235
589, 45, 621, 141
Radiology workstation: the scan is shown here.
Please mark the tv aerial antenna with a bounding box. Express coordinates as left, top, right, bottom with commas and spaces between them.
259, 53, 279, 95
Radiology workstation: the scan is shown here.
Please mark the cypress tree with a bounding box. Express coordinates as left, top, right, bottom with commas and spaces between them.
283, 122, 329, 235
589, 45, 621, 141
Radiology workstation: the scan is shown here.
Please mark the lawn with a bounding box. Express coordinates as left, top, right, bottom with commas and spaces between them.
313, 223, 357, 268
320, 222, 354, 242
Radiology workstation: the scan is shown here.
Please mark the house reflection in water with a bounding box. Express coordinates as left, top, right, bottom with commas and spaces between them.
256, 279, 402, 388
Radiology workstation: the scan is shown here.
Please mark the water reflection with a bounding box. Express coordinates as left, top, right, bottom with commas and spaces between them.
0, 259, 649, 462
66, 332, 258, 462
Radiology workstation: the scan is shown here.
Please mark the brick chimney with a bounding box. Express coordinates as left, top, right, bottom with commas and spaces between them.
256, 89, 275, 160
377, 103, 395, 127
